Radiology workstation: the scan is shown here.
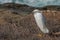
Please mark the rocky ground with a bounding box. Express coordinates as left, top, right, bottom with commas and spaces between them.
0, 3, 60, 40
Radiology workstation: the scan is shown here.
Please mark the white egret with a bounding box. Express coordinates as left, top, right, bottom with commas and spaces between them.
33, 9, 49, 33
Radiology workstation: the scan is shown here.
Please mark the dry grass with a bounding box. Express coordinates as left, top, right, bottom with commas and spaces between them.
0, 7, 60, 40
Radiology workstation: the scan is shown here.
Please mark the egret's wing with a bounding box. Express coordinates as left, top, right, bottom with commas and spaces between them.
42, 14, 46, 25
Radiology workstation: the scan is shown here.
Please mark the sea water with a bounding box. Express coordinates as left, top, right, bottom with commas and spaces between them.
0, 0, 60, 7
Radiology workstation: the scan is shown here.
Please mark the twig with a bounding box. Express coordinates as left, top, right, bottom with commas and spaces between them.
52, 32, 60, 35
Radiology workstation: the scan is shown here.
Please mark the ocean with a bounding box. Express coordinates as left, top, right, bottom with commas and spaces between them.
0, 0, 60, 7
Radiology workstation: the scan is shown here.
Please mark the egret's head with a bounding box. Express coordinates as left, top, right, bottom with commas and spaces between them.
33, 9, 41, 13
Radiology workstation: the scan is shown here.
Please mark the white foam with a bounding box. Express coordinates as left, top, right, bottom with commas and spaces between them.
0, 0, 60, 7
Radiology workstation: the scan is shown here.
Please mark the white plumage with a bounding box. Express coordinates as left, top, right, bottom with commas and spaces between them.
33, 9, 49, 33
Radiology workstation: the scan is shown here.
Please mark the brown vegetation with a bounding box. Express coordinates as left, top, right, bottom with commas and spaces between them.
0, 3, 60, 40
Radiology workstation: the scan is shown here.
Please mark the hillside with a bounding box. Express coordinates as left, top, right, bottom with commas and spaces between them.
0, 3, 60, 40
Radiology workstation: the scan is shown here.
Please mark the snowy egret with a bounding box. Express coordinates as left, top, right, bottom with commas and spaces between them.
33, 9, 49, 33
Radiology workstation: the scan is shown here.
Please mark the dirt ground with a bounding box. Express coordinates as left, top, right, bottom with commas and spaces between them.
0, 3, 60, 40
